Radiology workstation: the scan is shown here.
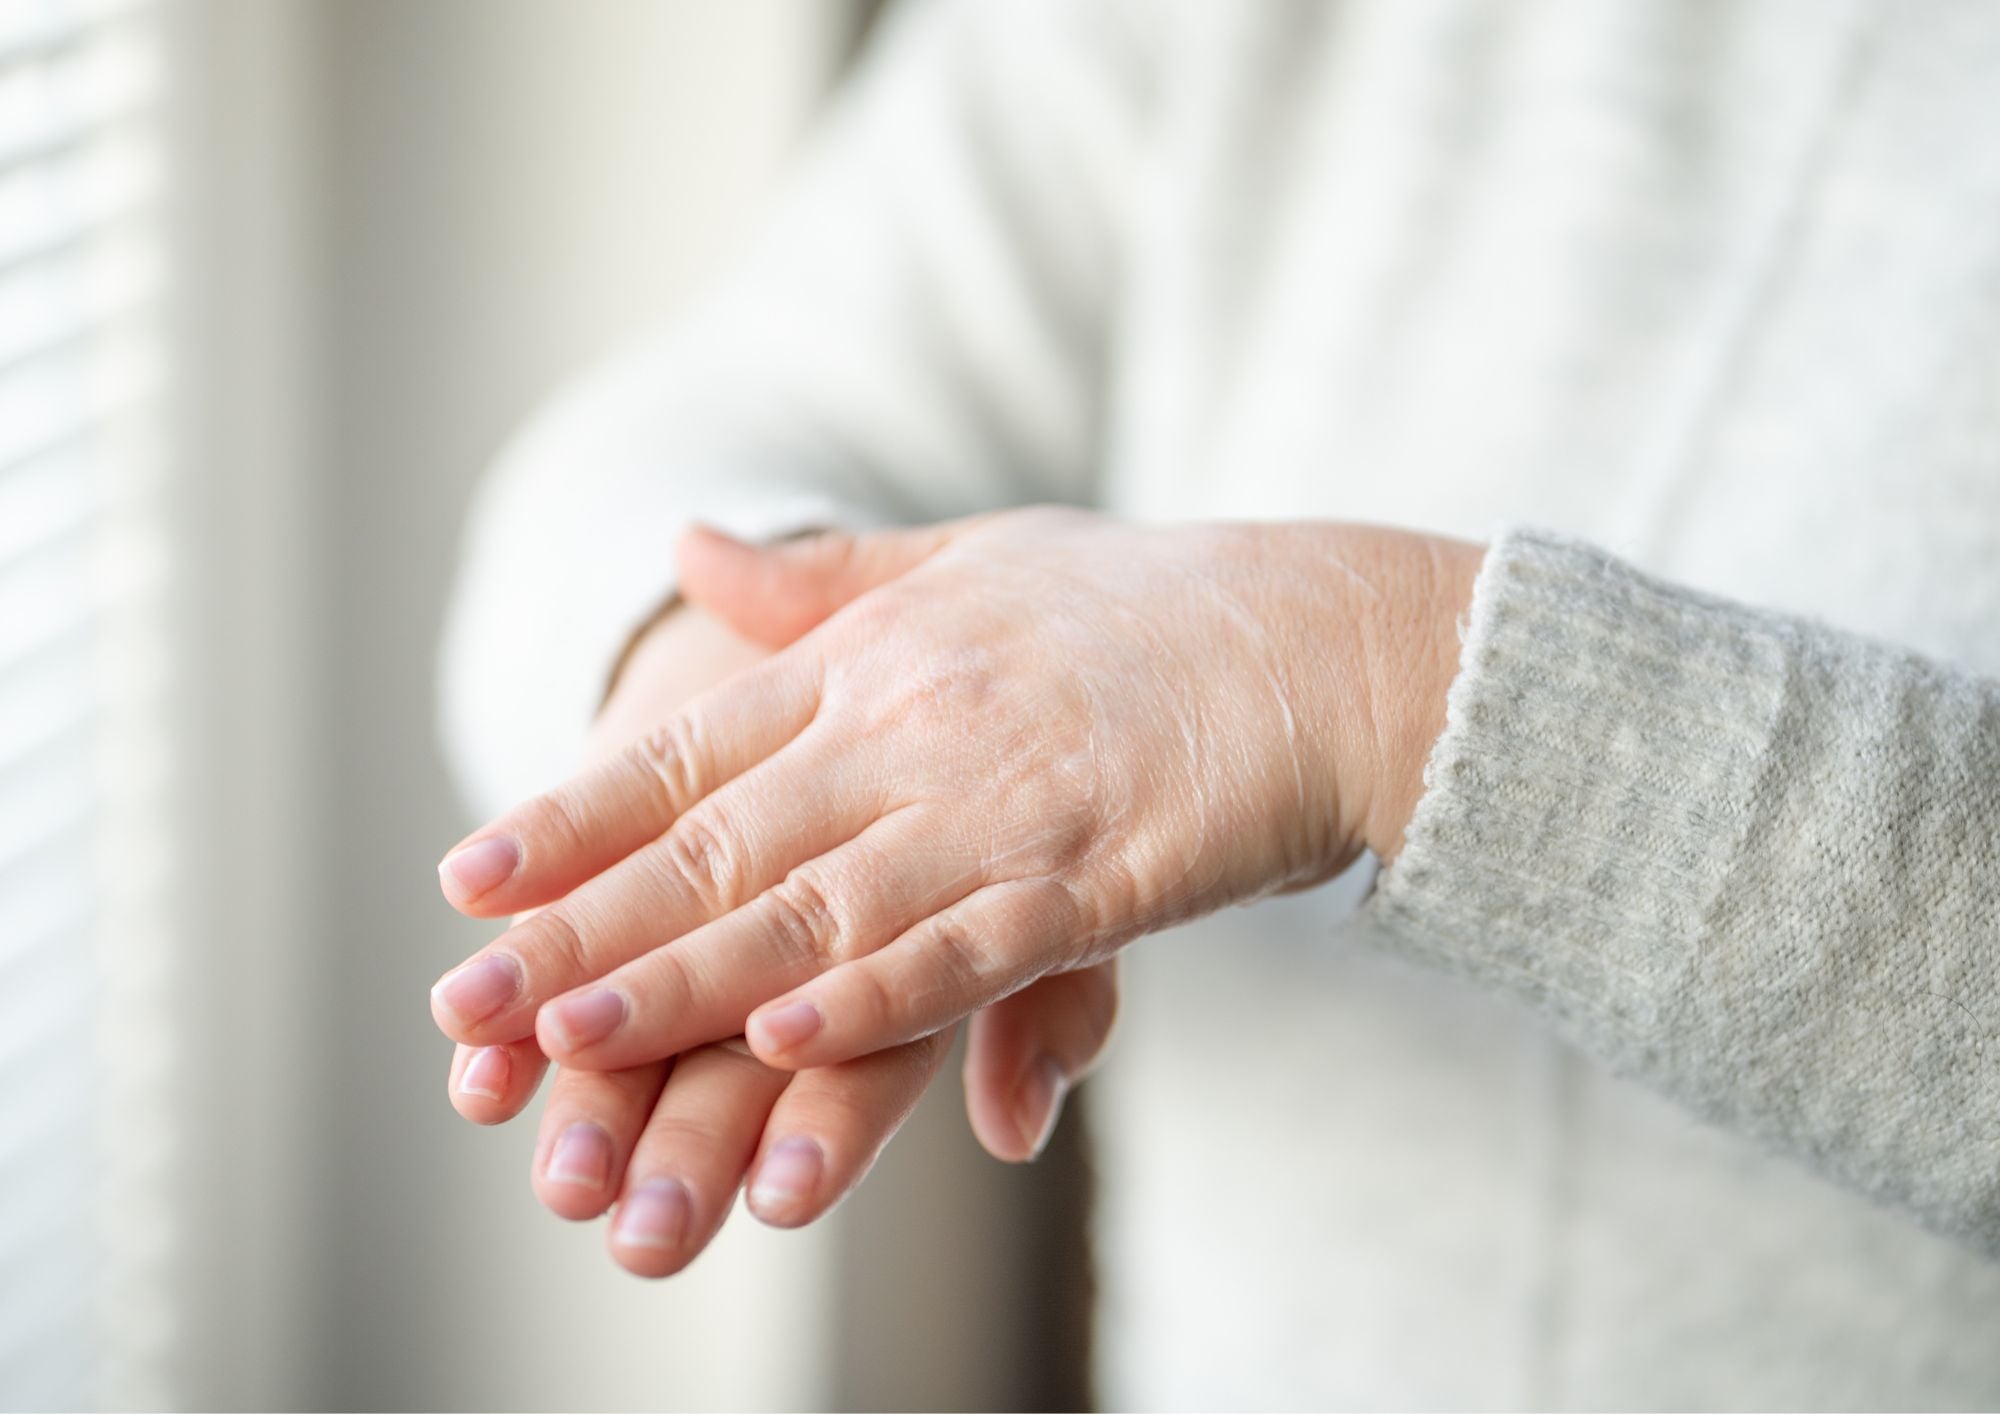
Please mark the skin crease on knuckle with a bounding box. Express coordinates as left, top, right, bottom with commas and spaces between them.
870, 879, 1090, 1045
513, 788, 593, 885
632, 713, 708, 822
522, 903, 597, 992
659, 808, 747, 917
762, 869, 849, 970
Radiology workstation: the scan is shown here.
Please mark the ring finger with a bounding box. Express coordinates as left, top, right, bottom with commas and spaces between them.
537, 804, 982, 1069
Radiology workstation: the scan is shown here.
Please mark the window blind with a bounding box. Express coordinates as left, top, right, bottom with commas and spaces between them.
0, 1, 170, 1408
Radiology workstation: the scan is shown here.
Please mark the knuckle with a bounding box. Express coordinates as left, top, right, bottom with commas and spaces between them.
633, 714, 705, 815
523, 905, 591, 982
659, 808, 743, 911
763, 870, 848, 967
1004, 809, 1095, 880
633, 947, 694, 1019
517, 788, 591, 860
848, 956, 908, 1036
924, 658, 1003, 728
1055, 867, 1118, 955
641, 1111, 728, 1160
921, 919, 991, 1002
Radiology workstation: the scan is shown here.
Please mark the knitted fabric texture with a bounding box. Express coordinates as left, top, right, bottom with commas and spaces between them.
1373, 526, 2000, 1253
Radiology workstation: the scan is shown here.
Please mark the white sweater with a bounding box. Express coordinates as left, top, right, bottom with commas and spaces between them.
440, 1, 2000, 1405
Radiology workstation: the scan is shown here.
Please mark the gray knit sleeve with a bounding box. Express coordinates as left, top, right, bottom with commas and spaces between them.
1368, 526, 2000, 1256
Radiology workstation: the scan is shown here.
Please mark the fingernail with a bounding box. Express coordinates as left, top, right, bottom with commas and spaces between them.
547, 1122, 612, 1189
438, 836, 519, 904
457, 1046, 510, 1100
543, 989, 627, 1052
748, 1136, 823, 1218
613, 1178, 692, 1250
431, 953, 522, 1027
1018, 1056, 1069, 1161
750, 999, 822, 1055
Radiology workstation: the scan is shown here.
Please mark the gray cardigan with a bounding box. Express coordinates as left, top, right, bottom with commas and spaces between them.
1377, 527, 2000, 1254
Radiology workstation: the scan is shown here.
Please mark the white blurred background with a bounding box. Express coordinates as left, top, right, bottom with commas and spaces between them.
0, 2, 1089, 1407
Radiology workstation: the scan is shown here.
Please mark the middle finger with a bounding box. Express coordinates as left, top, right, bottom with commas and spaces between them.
535, 803, 983, 1070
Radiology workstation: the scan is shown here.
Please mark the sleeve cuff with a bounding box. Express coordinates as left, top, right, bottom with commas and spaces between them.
1367, 526, 1792, 1037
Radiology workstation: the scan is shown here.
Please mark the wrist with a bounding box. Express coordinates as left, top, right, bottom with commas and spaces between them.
1229, 521, 1482, 878
1355, 531, 1485, 862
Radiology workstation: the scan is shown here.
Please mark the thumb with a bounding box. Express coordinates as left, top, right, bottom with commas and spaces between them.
675, 520, 963, 648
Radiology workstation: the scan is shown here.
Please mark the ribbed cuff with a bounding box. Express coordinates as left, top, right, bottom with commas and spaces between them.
1368, 527, 1792, 1036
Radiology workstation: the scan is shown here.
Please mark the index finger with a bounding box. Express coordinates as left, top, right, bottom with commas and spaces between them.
436, 651, 821, 918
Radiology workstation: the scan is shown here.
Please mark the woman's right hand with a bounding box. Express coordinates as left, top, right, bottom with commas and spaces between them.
440, 556, 1117, 1276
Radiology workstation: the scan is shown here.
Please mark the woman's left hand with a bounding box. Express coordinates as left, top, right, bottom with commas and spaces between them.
430, 507, 1482, 1075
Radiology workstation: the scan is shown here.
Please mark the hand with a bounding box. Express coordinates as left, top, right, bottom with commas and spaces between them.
440, 556, 1117, 1275
431, 507, 1477, 1084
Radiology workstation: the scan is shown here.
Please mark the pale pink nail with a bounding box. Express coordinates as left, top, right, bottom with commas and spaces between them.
1018, 1056, 1069, 1161
431, 953, 521, 1027
614, 1178, 692, 1250
748, 1136, 823, 1218
437, 836, 519, 904
750, 999, 822, 1055
543, 989, 627, 1053
457, 1046, 511, 1100
547, 1122, 612, 1189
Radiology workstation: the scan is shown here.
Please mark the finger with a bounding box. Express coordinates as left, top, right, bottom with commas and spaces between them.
743, 1026, 956, 1230
604, 1040, 790, 1278
446, 1038, 550, 1126
676, 522, 962, 648
537, 803, 981, 1069
531, 1060, 670, 1221
963, 962, 1118, 1163
431, 726, 881, 1048
745, 877, 1087, 1070
434, 650, 820, 918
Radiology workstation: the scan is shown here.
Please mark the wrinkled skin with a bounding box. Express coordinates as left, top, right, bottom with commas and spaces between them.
434, 507, 1481, 1275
